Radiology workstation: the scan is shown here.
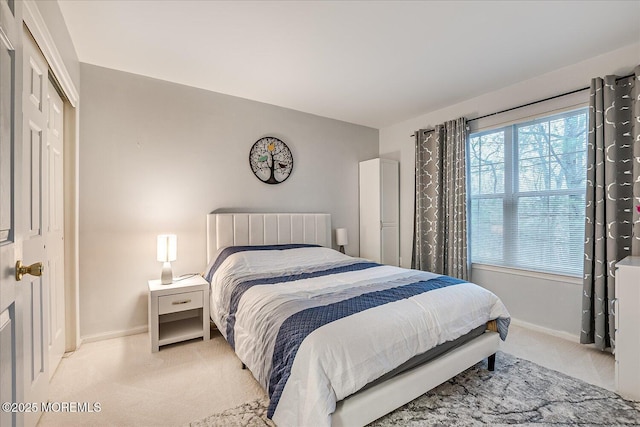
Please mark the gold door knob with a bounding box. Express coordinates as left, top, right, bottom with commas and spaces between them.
16, 261, 44, 281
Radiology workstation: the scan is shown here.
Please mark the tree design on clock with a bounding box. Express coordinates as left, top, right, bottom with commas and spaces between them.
249, 136, 293, 184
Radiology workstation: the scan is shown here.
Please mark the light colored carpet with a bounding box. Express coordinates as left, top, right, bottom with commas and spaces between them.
39, 325, 618, 426
40, 332, 266, 427
187, 352, 640, 427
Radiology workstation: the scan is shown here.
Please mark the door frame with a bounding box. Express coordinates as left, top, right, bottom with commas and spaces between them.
22, 0, 80, 351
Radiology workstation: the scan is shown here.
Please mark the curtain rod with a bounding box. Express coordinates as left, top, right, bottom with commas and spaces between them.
409, 72, 635, 137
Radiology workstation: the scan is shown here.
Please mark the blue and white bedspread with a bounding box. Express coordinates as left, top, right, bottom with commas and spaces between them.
206, 245, 510, 427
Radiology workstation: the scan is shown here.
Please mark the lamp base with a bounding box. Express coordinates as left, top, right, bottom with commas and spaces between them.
339, 245, 345, 254
161, 262, 173, 285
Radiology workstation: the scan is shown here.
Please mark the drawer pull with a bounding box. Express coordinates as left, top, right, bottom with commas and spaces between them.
172, 299, 192, 305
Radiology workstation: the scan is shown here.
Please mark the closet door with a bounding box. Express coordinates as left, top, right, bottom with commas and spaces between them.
47, 81, 65, 379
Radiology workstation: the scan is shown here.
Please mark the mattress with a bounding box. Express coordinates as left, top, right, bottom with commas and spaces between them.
206, 245, 510, 427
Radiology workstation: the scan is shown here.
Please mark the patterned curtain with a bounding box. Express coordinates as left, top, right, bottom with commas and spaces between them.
412, 117, 468, 279
581, 66, 640, 352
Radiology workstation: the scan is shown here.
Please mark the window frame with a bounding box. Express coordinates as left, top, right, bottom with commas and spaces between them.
467, 106, 589, 277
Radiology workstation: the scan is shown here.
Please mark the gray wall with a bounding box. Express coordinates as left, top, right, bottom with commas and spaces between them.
79, 64, 378, 339
379, 43, 640, 338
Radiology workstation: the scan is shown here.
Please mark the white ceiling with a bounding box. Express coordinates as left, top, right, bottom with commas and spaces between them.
57, 0, 640, 129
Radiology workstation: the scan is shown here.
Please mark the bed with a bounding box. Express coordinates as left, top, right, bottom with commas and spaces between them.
205, 213, 510, 427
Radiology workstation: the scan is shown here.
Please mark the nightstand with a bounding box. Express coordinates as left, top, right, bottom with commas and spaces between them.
148, 275, 210, 352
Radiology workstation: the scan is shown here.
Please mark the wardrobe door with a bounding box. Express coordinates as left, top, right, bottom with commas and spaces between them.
380, 160, 399, 266
359, 159, 381, 262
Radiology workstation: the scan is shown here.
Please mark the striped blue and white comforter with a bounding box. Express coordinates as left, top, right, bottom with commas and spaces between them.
206, 245, 510, 427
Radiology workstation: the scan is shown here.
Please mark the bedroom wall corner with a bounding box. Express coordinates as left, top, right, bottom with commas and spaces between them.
378, 42, 640, 338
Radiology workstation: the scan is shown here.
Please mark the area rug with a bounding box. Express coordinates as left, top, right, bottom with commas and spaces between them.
188, 352, 640, 426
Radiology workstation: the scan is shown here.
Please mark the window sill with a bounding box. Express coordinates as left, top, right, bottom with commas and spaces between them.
471, 263, 582, 285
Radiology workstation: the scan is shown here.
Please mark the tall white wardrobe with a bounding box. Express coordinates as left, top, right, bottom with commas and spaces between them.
359, 158, 399, 266
615, 256, 640, 401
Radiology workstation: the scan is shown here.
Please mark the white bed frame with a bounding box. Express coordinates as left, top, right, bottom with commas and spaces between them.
206, 212, 501, 427
206, 213, 332, 260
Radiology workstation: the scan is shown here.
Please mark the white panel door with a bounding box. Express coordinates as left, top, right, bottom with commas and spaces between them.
47, 82, 65, 378
0, 1, 19, 426
22, 28, 50, 427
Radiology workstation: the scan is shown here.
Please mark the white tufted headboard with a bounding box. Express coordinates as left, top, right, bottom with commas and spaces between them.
206, 213, 332, 263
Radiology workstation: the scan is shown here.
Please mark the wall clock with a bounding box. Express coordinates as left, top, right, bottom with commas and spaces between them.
249, 136, 293, 184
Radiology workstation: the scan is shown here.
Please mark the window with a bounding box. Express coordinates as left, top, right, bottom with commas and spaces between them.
468, 108, 588, 276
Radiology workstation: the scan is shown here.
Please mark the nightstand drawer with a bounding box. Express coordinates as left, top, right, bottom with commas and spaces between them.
158, 290, 203, 315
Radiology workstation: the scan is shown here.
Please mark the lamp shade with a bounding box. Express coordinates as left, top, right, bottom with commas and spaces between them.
157, 234, 177, 262
335, 228, 348, 246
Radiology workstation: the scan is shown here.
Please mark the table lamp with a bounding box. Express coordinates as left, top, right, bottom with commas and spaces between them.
157, 234, 177, 285
336, 228, 348, 254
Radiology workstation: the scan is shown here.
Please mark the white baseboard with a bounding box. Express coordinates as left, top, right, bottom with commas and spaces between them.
510, 317, 580, 343
78, 319, 579, 348
81, 325, 148, 344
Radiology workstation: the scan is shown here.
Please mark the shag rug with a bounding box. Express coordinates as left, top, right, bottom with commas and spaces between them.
188, 352, 640, 426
